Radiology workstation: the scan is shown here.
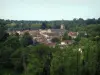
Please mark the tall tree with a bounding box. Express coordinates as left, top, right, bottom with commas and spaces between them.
0, 19, 6, 41
41, 22, 47, 29
20, 32, 33, 47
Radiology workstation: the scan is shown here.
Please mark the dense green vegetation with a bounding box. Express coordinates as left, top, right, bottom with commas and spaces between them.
0, 18, 100, 75
2, 17, 100, 31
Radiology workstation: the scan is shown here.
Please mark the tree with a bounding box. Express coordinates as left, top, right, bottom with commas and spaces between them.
62, 32, 69, 40
0, 35, 21, 74
0, 19, 6, 41
95, 42, 100, 75
41, 22, 47, 29
50, 46, 79, 75
27, 44, 53, 75
79, 38, 97, 75
4, 35, 20, 50
11, 47, 30, 74
21, 32, 33, 47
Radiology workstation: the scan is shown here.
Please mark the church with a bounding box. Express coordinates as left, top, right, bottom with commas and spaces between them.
38, 24, 66, 39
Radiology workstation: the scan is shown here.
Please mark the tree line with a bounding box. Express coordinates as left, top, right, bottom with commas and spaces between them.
0, 18, 100, 31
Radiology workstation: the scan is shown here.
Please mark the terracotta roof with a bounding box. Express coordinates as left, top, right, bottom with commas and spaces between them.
68, 32, 77, 36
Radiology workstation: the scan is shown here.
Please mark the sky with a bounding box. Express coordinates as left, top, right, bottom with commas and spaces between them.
0, 0, 100, 20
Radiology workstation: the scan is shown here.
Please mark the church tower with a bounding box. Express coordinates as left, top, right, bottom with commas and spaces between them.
60, 19, 65, 29
60, 24, 64, 29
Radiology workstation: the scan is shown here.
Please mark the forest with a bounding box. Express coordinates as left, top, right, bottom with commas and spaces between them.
0, 18, 100, 75
2, 18, 100, 31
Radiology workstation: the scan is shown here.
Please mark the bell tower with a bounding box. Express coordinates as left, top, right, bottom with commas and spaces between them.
60, 19, 65, 29
60, 24, 64, 29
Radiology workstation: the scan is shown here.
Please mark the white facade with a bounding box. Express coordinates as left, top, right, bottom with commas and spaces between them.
60, 24, 65, 29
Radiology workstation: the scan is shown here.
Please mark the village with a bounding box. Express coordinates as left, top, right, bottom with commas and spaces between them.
8, 24, 79, 48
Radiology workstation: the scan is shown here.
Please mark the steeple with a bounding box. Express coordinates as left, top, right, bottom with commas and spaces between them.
60, 24, 64, 29
60, 19, 65, 29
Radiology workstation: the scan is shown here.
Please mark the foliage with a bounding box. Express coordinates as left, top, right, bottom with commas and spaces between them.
62, 31, 72, 40
41, 22, 47, 29
20, 32, 33, 47
0, 19, 6, 41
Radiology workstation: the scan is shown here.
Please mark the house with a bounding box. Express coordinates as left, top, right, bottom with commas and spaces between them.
68, 32, 79, 39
